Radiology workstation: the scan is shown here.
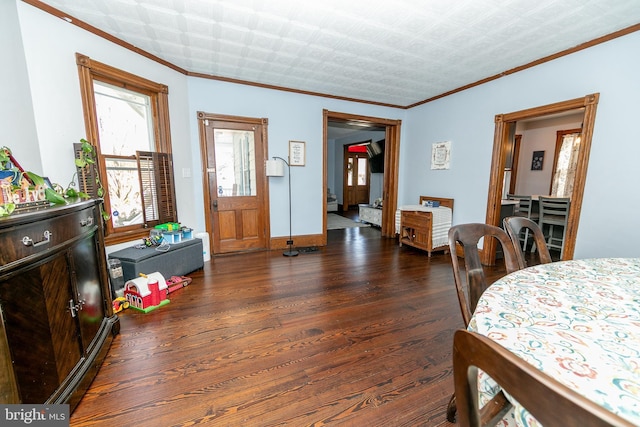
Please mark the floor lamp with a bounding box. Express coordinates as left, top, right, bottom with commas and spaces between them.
266, 156, 298, 257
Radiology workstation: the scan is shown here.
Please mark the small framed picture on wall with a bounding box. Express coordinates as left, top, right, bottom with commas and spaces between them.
431, 141, 451, 170
531, 150, 544, 171
289, 140, 306, 166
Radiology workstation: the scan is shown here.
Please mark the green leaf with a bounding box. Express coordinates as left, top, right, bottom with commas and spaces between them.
25, 171, 45, 186
0, 203, 16, 217
45, 188, 67, 204
80, 139, 94, 155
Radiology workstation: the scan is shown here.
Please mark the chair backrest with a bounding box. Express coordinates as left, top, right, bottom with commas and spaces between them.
448, 223, 520, 327
453, 329, 634, 427
506, 194, 532, 217
503, 216, 553, 269
538, 196, 570, 223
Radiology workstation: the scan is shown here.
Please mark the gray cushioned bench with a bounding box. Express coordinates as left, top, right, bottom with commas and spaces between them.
108, 238, 204, 282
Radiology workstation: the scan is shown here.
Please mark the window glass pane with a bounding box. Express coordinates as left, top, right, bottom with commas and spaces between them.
94, 81, 154, 156
105, 157, 143, 227
347, 158, 353, 186
552, 133, 580, 198
214, 129, 256, 197
357, 157, 368, 185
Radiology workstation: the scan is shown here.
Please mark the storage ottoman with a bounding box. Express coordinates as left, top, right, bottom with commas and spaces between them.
108, 238, 204, 282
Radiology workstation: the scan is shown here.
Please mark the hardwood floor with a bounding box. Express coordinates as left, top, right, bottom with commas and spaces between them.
71, 227, 508, 426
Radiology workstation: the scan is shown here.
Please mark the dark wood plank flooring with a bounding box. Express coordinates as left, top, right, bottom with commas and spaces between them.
71, 226, 509, 426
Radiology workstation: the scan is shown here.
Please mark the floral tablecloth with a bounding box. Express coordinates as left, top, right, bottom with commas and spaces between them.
469, 258, 640, 426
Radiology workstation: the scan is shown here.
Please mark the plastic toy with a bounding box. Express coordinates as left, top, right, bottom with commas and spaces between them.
124, 272, 170, 313
112, 296, 130, 314
143, 234, 164, 247
166, 275, 192, 294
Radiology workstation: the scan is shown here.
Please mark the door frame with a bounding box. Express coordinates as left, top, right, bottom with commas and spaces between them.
484, 93, 599, 264
507, 134, 522, 195
323, 110, 401, 239
197, 112, 271, 255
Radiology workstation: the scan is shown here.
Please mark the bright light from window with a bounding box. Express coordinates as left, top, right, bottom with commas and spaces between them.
94, 81, 154, 228
94, 81, 154, 155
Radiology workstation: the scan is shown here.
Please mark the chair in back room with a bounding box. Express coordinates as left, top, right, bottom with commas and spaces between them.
506, 194, 538, 251
538, 196, 571, 259
503, 216, 552, 269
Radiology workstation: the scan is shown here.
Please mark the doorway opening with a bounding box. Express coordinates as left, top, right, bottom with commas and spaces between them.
323, 110, 401, 243
484, 93, 599, 264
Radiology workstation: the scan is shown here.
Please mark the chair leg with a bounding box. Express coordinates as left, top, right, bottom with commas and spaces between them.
560, 225, 567, 259
522, 228, 530, 252
446, 393, 457, 423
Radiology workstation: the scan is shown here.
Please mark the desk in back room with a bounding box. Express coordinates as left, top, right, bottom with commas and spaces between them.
500, 199, 519, 226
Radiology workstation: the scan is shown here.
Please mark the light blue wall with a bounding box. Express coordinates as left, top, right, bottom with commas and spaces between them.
186, 79, 402, 237
403, 31, 640, 258
14, 1, 193, 241
9, 1, 640, 258
1, 0, 40, 174
12, 1, 403, 244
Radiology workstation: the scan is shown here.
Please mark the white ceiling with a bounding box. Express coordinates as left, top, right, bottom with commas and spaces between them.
33, 0, 640, 107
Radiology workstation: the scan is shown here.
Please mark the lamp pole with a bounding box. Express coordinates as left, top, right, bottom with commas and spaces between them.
272, 156, 298, 257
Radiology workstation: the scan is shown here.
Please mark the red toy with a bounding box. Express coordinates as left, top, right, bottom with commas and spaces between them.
166, 275, 192, 294
124, 272, 169, 313
112, 297, 130, 314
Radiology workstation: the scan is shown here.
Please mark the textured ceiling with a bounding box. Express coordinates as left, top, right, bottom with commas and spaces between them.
32, 0, 640, 107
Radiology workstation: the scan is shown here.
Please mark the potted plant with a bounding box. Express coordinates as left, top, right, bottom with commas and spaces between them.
66, 138, 109, 221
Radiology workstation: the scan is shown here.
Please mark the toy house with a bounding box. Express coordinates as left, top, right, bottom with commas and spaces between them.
124, 272, 170, 313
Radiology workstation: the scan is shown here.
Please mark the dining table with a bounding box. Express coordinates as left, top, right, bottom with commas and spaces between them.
469, 257, 640, 426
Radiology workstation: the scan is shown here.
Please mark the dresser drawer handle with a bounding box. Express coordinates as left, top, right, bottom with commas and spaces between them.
22, 230, 52, 247
80, 217, 94, 227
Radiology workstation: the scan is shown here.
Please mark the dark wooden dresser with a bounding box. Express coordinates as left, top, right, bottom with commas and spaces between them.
0, 199, 119, 410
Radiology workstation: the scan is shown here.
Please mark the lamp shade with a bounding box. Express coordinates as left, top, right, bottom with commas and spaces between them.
265, 159, 285, 177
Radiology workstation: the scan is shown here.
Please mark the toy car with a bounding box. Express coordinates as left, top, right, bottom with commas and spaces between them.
112, 296, 130, 314
166, 275, 192, 293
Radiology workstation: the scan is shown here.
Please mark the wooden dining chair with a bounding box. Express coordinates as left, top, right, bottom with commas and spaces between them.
447, 223, 520, 326
446, 223, 521, 422
503, 216, 553, 269
453, 329, 635, 427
